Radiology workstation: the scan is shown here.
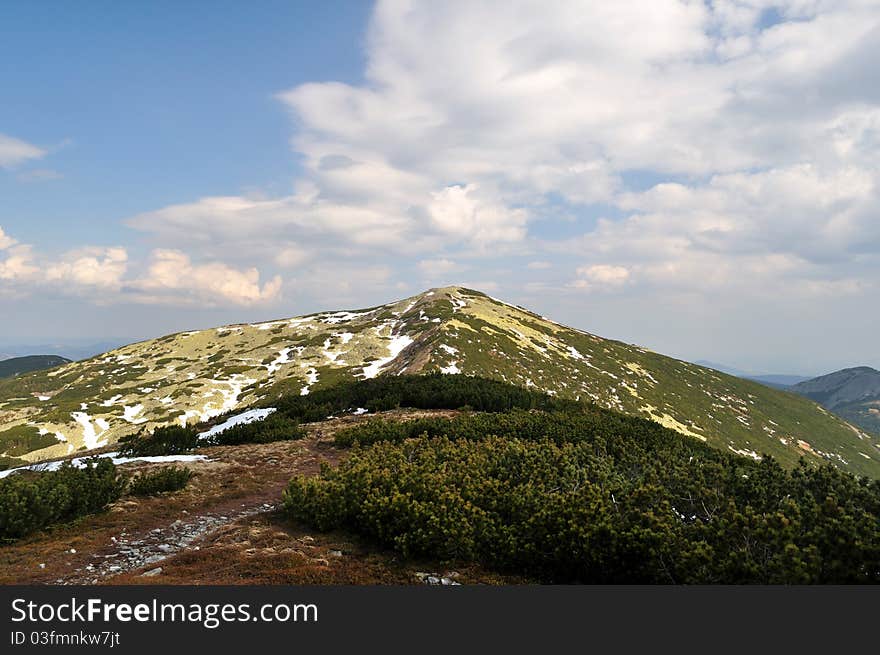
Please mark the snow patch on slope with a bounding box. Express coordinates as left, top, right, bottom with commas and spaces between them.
198, 408, 277, 439
0, 452, 209, 479
362, 334, 414, 379
71, 412, 110, 450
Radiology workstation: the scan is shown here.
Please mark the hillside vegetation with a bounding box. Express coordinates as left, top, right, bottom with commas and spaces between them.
281, 377, 880, 583
3, 375, 878, 584
0, 355, 71, 379
0, 459, 124, 541
0, 288, 878, 478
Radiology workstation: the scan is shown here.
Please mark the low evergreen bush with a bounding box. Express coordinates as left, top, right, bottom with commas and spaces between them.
118, 425, 200, 457
0, 459, 124, 540
127, 465, 193, 496
286, 413, 880, 584
202, 413, 305, 446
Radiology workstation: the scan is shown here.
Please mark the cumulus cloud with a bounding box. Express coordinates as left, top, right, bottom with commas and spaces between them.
571, 265, 631, 291
122, 1, 880, 305
0, 244, 39, 282
44, 247, 129, 291
427, 184, 526, 245
135, 250, 282, 306
418, 258, 460, 276
0, 227, 280, 307
0, 227, 16, 251
561, 163, 878, 297
8, 0, 880, 363
0, 133, 45, 169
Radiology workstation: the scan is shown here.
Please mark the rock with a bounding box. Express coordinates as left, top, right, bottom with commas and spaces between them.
440, 578, 461, 586
156, 544, 175, 554
140, 567, 162, 577
426, 576, 441, 585
69, 548, 77, 554
300, 536, 315, 543
38, 563, 45, 569
329, 549, 343, 558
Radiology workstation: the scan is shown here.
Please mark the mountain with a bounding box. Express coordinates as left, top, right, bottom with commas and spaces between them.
746, 374, 811, 388
0, 340, 133, 362
0, 355, 71, 379
791, 367, 880, 436
694, 361, 809, 389
1, 286, 878, 477
694, 360, 749, 377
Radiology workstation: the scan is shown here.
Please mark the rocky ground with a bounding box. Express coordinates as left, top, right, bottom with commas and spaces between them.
0, 410, 525, 585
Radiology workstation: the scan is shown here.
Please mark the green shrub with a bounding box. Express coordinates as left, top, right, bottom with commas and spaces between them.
0, 424, 60, 457
203, 413, 306, 446
127, 465, 193, 496
285, 425, 880, 584
0, 455, 27, 471
273, 372, 580, 423
118, 425, 199, 457
0, 459, 124, 541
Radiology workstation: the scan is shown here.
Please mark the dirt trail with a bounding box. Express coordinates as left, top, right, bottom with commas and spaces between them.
1, 409, 464, 586
60, 500, 280, 584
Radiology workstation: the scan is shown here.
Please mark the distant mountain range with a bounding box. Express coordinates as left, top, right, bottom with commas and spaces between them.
0, 355, 71, 379
790, 367, 880, 436
0, 340, 132, 362
694, 361, 810, 389
2, 287, 878, 477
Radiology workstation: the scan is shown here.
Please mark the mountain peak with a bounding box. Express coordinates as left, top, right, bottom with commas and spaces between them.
2, 289, 879, 478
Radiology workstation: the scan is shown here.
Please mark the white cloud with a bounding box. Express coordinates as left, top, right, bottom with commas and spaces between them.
44, 247, 128, 291
427, 184, 527, 245
0, 134, 45, 169
560, 163, 878, 297
0, 245, 39, 282
571, 264, 631, 291
0, 227, 16, 250
135, 250, 282, 306
126, 2, 880, 289
275, 245, 310, 268
418, 258, 460, 276
8, 1, 880, 368
0, 227, 281, 307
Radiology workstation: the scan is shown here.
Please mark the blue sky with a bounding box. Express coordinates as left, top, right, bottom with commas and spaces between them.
2, 1, 879, 375
1, 1, 369, 248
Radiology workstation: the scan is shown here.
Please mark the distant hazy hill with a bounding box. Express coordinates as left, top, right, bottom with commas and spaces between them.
0, 341, 131, 362
1, 287, 878, 477
792, 367, 880, 436
0, 355, 71, 379
695, 360, 810, 389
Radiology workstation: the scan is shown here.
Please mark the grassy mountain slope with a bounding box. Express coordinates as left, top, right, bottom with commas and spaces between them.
792, 367, 880, 436
0, 355, 71, 379
1, 287, 878, 477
